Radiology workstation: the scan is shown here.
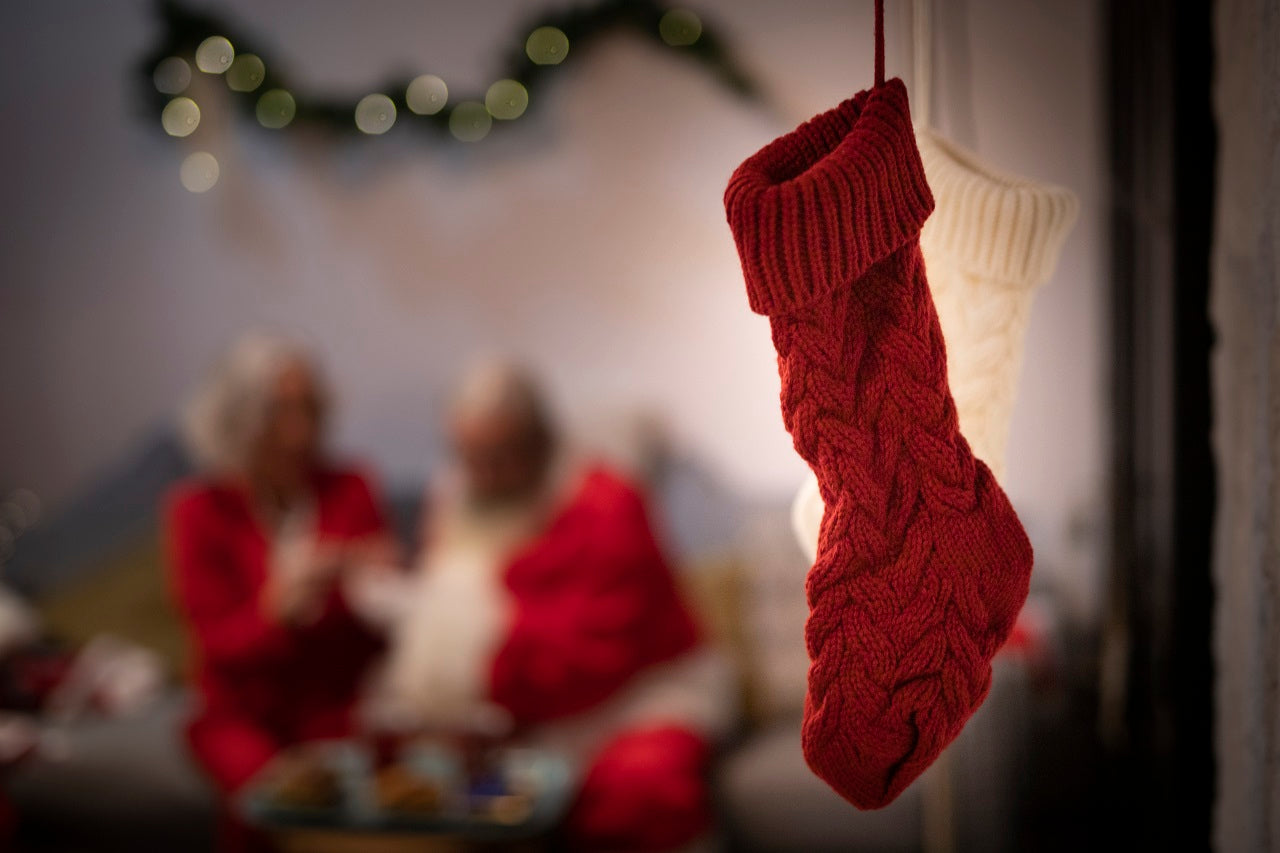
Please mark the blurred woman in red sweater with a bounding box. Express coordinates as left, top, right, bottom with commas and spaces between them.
164, 333, 395, 847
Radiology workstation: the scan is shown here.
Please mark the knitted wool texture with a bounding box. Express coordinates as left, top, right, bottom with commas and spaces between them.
724, 79, 1033, 809
792, 127, 1079, 560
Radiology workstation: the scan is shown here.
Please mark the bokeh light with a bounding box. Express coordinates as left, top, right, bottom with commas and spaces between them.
405, 74, 448, 115
161, 97, 201, 137
255, 89, 296, 128
659, 9, 702, 46
226, 54, 265, 92
153, 57, 191, 94
195, 36, 235, 73
0, 501, 25, 531
525, 26, 569, 65
180, 151, 219, 192
7, 490, 40, 528
484, 79, 528, 120
355, 93, 397, 134
449, 101, 492, 142
10, 493, 38, 528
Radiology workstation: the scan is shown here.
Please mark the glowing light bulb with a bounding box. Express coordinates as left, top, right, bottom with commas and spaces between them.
195, 36, 235, 73
355, 94, 396, 134
256, 89, 296, 128
226, 54, 265, 92
161, 97, 201, 137
659, 9, 702, 46
180, 151, 219, 192
153, 57, 191, 94
406, 74, 448, 115
449, 101, 492, 142
484, 79, 528, 120
526, 26, 569, 65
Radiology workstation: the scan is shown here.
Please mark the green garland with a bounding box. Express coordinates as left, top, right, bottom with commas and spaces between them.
138, 0, 759, 146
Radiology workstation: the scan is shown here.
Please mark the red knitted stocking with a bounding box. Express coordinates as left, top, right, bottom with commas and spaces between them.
724, 79, 1033, 809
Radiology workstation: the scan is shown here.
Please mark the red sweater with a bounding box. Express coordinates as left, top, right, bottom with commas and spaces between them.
165, 468, 387, 742
491, 467, 701, 725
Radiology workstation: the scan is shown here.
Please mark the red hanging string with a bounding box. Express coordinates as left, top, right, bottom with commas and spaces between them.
874, 0, 885, 85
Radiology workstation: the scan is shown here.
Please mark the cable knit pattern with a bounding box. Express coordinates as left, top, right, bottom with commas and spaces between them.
792, 127, 1079, 560
724, 80, 1033, 809
918, 128, 1079, 481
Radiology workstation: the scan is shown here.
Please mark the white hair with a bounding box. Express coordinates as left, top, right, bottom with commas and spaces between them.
448, 358, 551, 436
181, 332, 323, 474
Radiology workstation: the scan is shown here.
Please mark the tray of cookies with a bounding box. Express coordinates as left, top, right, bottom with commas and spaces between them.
240, 738, 574, 838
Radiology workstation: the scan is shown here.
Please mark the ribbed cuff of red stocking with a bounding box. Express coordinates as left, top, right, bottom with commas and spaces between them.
723, 78, 934, 316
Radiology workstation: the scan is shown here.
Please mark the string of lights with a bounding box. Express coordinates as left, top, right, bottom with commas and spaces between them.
138, 0, 759, 189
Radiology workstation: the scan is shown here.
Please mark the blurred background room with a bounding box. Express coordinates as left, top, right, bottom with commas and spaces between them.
0, 0, 1275, 851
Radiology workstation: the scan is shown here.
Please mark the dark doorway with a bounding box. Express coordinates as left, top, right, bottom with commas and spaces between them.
1104, 0, 1216, 848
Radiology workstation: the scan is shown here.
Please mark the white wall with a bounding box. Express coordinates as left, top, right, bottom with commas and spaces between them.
0, 0, 1106, 613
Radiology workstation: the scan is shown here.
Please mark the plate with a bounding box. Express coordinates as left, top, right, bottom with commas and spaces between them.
240, 740, 575, 839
